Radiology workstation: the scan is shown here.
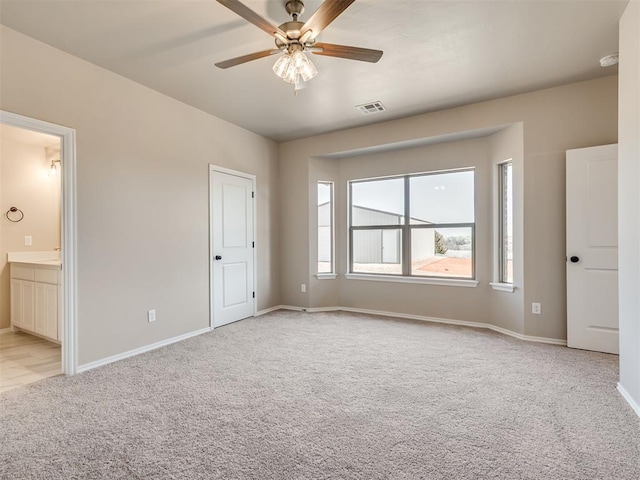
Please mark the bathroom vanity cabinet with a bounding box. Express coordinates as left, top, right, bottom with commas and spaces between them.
10, 262, 61, 343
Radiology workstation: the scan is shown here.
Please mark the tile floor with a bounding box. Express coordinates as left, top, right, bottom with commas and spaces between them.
0, 331, 61, 393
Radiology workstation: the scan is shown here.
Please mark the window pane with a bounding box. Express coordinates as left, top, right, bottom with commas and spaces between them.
500, 163, 513, 283
351, 178, 405, 226
409, 171, 474, 224
411, 227, 473, 278
352, 229, 402, 275
318, 182, 333, 273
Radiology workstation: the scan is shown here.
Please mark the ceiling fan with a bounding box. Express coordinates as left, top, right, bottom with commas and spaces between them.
215, 0, 383, 90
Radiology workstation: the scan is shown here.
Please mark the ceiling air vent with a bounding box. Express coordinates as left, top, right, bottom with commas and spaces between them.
357, 101, 387, 115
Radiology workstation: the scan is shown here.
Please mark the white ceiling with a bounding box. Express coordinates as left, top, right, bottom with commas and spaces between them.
0, 0, 627, 142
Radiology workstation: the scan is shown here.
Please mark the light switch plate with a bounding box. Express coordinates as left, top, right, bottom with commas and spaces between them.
24, 236, 32, 246
147, 309, 156, 322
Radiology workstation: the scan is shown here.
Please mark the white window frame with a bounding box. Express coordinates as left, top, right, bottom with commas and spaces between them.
491, 161, 515, 292
317, 181, 336, 279
346, 168, 477, 286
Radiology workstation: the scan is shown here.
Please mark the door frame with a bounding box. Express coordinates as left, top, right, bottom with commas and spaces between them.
1, 110, 78, 375
208, 165, 257, 329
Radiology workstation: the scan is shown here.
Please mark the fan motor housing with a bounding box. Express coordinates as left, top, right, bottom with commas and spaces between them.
278, 20, 304, 39
275, 20, 317, 50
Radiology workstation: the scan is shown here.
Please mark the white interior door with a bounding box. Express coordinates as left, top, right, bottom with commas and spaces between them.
210, 167, 255, 328
566, 144, 618, 354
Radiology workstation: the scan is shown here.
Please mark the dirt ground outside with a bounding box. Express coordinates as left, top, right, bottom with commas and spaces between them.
413, 256, 472, 277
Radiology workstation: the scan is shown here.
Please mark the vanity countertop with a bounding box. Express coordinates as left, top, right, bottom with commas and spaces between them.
7, 251, 62, 268
10, 259, 61, 267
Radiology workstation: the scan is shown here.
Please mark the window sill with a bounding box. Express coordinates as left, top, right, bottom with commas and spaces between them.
490, 282, 516, 292
316, 273, 337, 280
345, 273, 479, 288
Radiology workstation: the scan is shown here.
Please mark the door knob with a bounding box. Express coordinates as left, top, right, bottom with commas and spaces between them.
570, 256, 580, 263
215, 255, 222, 260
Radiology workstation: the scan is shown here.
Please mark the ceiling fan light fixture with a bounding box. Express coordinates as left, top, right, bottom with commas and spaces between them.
600, 53, 619, 67
273, 50, 317, 84
283, 63, 299, 84
293, 50, 318, 81
273, 53, 292, 78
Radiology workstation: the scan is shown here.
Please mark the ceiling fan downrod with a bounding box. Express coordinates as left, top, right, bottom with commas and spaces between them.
285, 0, 305, 21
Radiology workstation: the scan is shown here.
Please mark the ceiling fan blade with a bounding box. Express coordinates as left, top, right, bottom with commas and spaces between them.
300, 0, 356, 40
311, 43, 383, 63
215, 49, 281, 69
217, 0, 287, 40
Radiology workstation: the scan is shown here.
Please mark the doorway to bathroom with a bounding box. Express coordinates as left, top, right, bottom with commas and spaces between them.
0, 111, 77, 392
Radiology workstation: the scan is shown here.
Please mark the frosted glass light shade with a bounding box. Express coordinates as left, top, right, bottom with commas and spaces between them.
273, 54, 292, 78
273, 51, 317, 84
295, 51, 318, 81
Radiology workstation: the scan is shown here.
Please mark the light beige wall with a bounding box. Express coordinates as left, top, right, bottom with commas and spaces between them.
0, 137, 61, 328
618, 0, 640, 410
280, 75, 618, 340
0, 26, 280, 364
279, 147, 309, 307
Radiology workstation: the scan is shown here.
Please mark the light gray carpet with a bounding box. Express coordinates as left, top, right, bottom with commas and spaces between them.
1, 310, 639, 479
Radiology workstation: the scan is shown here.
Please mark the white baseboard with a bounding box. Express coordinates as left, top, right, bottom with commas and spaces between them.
0, 327, 12, 335
276, 305, 567, 346
279, 305, 306, 312
277, 305, 342, 313
487, 324, 567, 346
307, 306, 343, 313
75, 305, 566, 375
256, 305, 284, 316
77, 326, 212, 374
617, 383, 640, 417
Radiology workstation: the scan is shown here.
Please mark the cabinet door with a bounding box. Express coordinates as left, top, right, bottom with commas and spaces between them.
22, 281, 35, 332
35, 283, 47, 335
35, 283, 59, 341
44, 283, 58, 340
10, 279, 23, 328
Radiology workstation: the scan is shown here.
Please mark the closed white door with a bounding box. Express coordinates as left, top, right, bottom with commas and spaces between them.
210, 168, 255, 328
566, 144, 618, 354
